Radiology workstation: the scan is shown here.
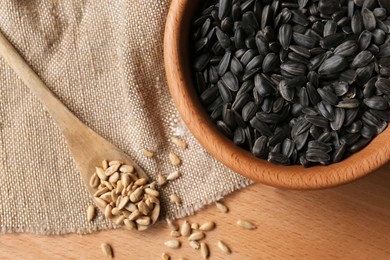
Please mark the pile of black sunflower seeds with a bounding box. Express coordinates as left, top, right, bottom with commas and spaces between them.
191, 0, 390, 167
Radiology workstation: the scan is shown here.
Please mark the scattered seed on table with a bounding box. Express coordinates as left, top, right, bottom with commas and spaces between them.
191, 223, 199, 230
199, 221, 216, 231
162, 253, 170, 260
237, 220, 256, 230
166, 218, 179, 231
165, 240, 181, 249
170, 230, 181, 238
101, 243, 113, 258
190, 241, 200, 250
188, 231, 206, 241
215, 201, 228, 213
217, 240, 231, 254
200, 242, 209, 259
180, 220, 191, 237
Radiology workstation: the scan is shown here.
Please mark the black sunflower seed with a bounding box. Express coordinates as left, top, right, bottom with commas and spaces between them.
279, 24, 292, 50
324, 20, 337, 37
319, 0, 341, 14
370, 109, 390, 121
218, 0, 231, 20
364, 96, 388, 110
240, 49, 257, 66
230, 56, 243, 75
232, 92, 251, 111
306, 149, 330, 164
362, 8, 376, 31
256, 112, 281, 124
280, 61, 307, 76
291, 9, 309, 26
255, 73, 276, 97
216, 28, 231, 49
306, 82, 321, 105
234, 28, 246, 49
200, 86, 219, 105
242, 101, 257, 121
233, 127, 246, 145
317, 88, 339, 105
305, 114, 329, 128
208, 66, 219, 84
347, 120, 363, 133
320, 33, 346, 49
336, 99, 360, 109
352, 51, 374, 68
216, 120, 233, 138
279, 80, 295, 101
308, 140, 332, 153
339, 70, 357, 84
222, 71, 239, 91
292, 32, 316, 49
245, 55, 264, 72
282, 138, 295, 158
249, 117, 273, 136
332, 141, 347, 163
261, 4, 272, 29
358, 30, 372, 50
318, 131, 332, 142
218, 51, 231, 76
372, 29, 386, 45
356, 62, 374, 85
194, 52, 212, 72
299, 87, 310, 107
221, 17, 234, 32
308, 52, 330, 71
262, 53, 279, 73
318, 101, 335, 121
348, 138, 371, 153
344, 108, 359, 126
378, 43, 390, 57
360, 124, 376, 139
255, 33, 269, 55
253, 136, 269, 158
375, 78, 390, 96
334, 40, 359, 56
362, 110, 382, 127
222, 106, 237, 129
272, 97, 285, 113
289, 45, 311, 58
331, 108, 346, 131
318, 55, 347, 75
268, 152, 290, 165
333, 81, 349, 96
218, 81, 233, 103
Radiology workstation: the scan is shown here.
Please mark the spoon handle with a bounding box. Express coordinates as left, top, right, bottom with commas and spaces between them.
0, 30, 82, 132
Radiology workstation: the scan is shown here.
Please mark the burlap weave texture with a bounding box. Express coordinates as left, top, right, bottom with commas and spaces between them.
0, 0, 252, 234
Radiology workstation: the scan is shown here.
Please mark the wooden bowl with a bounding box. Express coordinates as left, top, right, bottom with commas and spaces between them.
163, 0, 390, 189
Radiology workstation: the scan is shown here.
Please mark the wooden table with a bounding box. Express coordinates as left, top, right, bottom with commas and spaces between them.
1, 163, 390, 259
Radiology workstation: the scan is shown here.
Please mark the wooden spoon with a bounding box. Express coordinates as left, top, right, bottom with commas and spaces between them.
0, 31, 159, 230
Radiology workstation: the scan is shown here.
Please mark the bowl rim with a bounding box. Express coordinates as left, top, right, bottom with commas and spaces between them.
163, 0, 390, 189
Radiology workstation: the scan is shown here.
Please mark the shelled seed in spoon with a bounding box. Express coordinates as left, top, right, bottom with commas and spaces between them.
90, 160, 160, 231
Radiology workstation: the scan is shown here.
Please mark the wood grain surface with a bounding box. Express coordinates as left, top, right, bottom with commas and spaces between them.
1, 163, 390, 259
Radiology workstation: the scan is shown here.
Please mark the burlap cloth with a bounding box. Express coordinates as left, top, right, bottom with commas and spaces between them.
0, 0, 252, 234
